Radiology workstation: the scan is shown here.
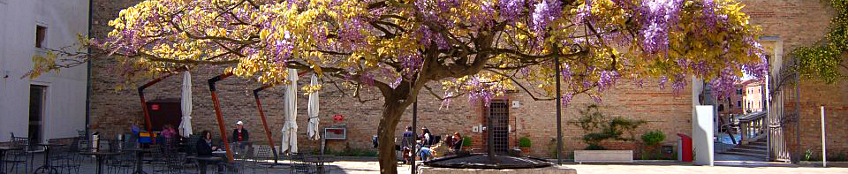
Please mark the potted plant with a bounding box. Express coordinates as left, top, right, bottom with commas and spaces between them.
571, 104, 645, 163
640, 130, 666, 160
518, 137, 532, 154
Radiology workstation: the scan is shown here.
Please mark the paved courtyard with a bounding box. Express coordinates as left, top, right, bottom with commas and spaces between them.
565, 164, 848, 174
8, 153, 848, 174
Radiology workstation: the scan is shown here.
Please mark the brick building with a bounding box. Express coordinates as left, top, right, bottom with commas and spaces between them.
86, 0, 847, 160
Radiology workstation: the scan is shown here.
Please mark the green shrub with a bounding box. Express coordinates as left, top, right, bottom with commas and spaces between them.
804, 149, 818, 161
641, 130, 666, 146
519, 137, 532, 147
585, 144, 606, 150
830, 152, 847, 161
572, 104, 645, 150
462, 136, 472, 147
548, 138, 558, 158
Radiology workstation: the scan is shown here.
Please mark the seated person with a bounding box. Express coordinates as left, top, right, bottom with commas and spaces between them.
451, 132, 463, 152
196, 131, 225, 173
196, 131, 218, 157
417, 141, 432, 161
161, 124, 178, 139
131, 121, 145, 134
231, 121, 250, 149
430, 142, 450, 158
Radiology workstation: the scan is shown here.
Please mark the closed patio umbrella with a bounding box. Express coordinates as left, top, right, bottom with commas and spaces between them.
307, 74, 320, 140
280, 69, 299, 153
178, 71, 193, 137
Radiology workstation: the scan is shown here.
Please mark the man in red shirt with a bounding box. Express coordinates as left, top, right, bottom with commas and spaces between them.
232, 121, 250, 149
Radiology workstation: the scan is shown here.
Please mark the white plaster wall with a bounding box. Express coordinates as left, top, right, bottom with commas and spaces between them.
0, 0, 89, 142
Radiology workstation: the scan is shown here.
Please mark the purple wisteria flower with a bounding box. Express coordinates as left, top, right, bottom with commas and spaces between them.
561, 64, 572, 81
562, 92, 574, 108
499, 0, 525, 23
639, 0, 683, 53
597, 70, 619, 91
532, 0, 562, 38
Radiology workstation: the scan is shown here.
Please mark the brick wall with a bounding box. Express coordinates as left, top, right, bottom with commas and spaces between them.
89, 0, 845, 160
87, 0, 691, 159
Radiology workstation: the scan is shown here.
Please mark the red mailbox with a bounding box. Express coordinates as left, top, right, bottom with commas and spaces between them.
677, 133, 693, 162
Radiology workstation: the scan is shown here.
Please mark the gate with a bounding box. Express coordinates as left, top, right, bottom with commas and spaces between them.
767, 58, 800, 162
486, 100, 510, 154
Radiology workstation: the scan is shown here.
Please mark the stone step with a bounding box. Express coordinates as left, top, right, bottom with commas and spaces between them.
729, 147, 768, 154
719, 151, 768, 158
748, 141, 767, 146
740, 144, 767, 150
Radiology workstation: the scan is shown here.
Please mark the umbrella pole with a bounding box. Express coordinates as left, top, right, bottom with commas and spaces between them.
208, 73, 235, 162
253, 85, 281, 164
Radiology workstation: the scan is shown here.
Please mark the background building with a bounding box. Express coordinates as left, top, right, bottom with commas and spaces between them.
0, 0, 90, 143
743, 80, 764, 113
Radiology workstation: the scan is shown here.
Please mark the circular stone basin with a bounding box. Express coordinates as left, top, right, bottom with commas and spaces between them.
423, 154, 552, 169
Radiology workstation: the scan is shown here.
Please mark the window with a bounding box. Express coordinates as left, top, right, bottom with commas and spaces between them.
738, 101, 742, 107
36, 25, 47, 48
737, 89, 743, 95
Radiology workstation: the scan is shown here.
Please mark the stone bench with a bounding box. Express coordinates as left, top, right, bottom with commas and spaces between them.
574, 150, 634, 163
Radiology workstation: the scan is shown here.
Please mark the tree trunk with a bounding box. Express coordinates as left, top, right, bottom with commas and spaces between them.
377, 98, 408, 174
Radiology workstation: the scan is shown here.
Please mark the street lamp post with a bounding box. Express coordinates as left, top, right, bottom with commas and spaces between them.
554, 56, 563, 165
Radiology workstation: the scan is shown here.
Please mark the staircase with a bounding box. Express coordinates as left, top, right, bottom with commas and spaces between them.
719, 139, 768, 159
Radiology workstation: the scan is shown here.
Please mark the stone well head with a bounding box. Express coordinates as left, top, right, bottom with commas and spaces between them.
423, 154, 551, 169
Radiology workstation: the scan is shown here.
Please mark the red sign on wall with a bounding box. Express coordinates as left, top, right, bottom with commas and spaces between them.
151, 104, 160, 111
333, 114, 344, 121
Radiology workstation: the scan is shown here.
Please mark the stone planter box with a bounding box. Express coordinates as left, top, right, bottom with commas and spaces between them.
574, 150, 634, 163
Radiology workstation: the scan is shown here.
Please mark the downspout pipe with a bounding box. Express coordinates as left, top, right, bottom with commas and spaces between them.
85, 0, 93, 140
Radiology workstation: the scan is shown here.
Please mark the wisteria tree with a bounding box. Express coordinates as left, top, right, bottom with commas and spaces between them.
32, 0, 767, 173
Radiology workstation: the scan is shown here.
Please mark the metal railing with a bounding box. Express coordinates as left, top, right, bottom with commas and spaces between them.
739, 111, 768, 144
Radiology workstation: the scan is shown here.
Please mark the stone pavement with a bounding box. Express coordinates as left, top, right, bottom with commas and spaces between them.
564, 164, 848, 174
6, 153, 847, 174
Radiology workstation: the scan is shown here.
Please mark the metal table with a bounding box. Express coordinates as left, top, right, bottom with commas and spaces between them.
124, 148, 154, 174
0, 146, 23, 174
188, 156, 224, 174
302, 155, 334, 174
80, 151, 120, 174
33, 143, 67, 174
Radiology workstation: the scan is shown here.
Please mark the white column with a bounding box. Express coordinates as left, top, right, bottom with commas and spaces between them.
694, 105, 715, 166
821, 105, 827, 167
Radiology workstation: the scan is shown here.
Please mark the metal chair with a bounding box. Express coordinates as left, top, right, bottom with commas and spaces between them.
218, 146, 252, 174
289, 153, 314, 174
104, 140, 134, 174
153, 138, 189, 174
249, 145, 275, 174
50, 141, 84, 174
6, 133, 34, 174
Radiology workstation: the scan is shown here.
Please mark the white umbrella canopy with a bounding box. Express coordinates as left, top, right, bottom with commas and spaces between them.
307, 74, 320, 141
280, 69, 299, 153
178, 71, 193, 137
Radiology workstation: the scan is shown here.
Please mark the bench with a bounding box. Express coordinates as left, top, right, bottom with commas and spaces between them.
574, 150, 633, 163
